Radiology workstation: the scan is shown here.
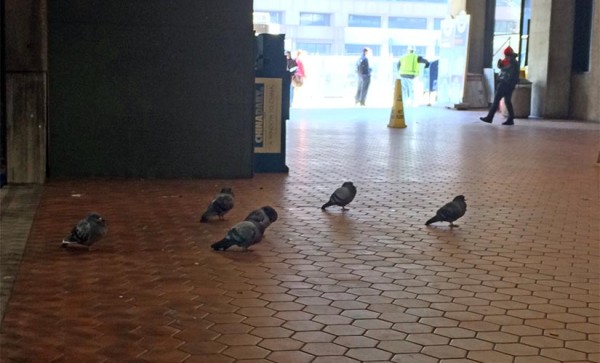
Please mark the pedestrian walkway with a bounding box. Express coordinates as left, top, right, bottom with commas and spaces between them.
1, 107, 599, 362
0, 185, 43, 324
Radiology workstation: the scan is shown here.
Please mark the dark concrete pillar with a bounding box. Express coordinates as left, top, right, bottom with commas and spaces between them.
528, 0, 574, 118
5, 0, 47, 183
570, 1, 600, 121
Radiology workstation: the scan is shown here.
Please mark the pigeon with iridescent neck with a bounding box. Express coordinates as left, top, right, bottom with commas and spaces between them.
62, 213, 108, 250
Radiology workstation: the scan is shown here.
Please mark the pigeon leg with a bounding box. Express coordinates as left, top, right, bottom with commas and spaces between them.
449, 223, 459, 228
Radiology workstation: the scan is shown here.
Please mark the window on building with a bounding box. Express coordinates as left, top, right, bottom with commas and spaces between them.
348, 15, 381, 28
493, 0, 522, 65
433, 18, 444, 30
300, 12, 331, 26
345, 44, 381, 56
388, 17, 427, 29
296, 43, 332, 55
495, 20, 518, 34
268, 11, 283, 24
390, 46, 426, 57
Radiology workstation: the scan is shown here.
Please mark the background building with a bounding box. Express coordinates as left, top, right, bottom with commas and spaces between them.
254, 0, 448, 59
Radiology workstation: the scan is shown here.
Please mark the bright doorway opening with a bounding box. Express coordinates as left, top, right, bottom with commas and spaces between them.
253, 0, 449, 108
253, 0, 526, 109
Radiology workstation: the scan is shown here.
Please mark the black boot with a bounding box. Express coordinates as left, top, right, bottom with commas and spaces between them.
502, 118, 514, 125
479, 116, 492, 123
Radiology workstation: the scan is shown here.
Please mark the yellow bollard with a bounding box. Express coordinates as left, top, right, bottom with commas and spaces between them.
388, 79, 406, 128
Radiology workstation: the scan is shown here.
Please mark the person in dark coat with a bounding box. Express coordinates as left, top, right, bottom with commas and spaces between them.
480, 46, 520, 125
355, 47, 372, 106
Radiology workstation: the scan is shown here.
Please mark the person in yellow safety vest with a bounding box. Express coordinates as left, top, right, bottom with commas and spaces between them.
398, 46, 429, 106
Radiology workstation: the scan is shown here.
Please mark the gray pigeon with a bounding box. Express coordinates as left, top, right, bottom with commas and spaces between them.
211, 221, 264, 251
212, 206, 278, 251
321, 182, 357, 210
61, 213, 108, 250
244, 206, 278, 230
425, 195, 467, 227
200, 188, 234, 222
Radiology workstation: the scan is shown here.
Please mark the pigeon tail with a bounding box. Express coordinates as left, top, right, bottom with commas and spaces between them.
211, 238, 235, 251
200, 213, 211, 223
425, 216, 440, 225
61, 240, 92, 250
321, 201, 334, 210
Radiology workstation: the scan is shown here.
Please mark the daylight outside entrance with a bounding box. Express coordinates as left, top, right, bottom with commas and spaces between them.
253, 0, 524, 109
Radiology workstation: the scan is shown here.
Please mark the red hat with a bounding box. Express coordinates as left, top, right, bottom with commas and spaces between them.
504, 46, 515, 56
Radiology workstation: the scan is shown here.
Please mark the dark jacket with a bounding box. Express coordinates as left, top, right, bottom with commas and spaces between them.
287, 58, 297, 75
498, 56, 520, 87
356, 55, 371, 76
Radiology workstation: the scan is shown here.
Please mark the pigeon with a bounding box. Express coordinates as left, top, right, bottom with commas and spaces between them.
425, 195, 467, 228
244, 206, 278, 230
61, 213, 108, 250
200, 188, 234, 222
212, 206, 278, 251
321, 182, 357, 210
211, 220, 265, 251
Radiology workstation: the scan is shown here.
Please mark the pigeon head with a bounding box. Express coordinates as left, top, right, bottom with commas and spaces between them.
453, 195, 466, 202
342, 182, 354, 188
87, 213, 107, 226
261, 206, 278, 223
220, 187, 234, 196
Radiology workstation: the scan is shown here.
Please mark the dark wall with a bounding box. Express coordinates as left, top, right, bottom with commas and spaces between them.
0, 0, 5, 186
48, 0, 255, 178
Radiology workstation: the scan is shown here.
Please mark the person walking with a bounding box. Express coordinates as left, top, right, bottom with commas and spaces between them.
291, 50, 306, 107
355, 47, 371, 106
480, 46, 520, 125
286, 51, 298, 104
398, 46, 429, 106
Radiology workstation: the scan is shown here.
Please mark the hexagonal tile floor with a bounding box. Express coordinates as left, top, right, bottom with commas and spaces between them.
1, 107, 599, 362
